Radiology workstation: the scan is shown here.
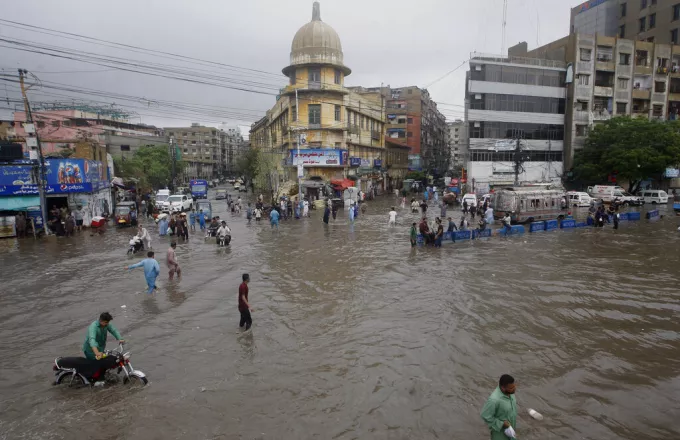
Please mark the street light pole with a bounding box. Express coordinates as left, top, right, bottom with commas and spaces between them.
296, 89, 302, 203
19, 69, 49, 236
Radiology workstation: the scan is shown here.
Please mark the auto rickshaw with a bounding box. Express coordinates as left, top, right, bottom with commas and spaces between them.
114, 201, 138, 227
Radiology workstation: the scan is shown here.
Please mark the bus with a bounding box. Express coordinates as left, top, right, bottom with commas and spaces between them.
492, 187, 567, 224
190, 179, 209, 199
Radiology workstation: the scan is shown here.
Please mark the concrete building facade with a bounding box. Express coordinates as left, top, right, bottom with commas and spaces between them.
250, 2, 386, 195
164, 124, 228, 180
447, 119, 468, 169
464, 52, 566, 193
571, 0, 680, 45
521, 33, 680, 170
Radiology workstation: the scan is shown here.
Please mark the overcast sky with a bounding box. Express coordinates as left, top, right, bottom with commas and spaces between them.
0, 0, 581, 131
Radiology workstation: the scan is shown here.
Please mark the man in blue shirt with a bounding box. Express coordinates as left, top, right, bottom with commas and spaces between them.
189, 208, 196, 232
127, 251, 160, 293
270, 207, 280, 228
83, 312, 124, 360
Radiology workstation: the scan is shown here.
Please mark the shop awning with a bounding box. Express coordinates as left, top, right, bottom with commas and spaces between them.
331, 179, 354, 191
0, 196, 40, 211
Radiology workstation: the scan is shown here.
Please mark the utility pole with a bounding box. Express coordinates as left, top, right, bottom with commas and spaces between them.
170, 137, 176, 191
513, 137, 522, 186
19, 69, 49, 236
295, 89, 303, 204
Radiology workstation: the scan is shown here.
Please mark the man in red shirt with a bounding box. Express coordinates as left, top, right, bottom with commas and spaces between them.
238, 273, 252, 330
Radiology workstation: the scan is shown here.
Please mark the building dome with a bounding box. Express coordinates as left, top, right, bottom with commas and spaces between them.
283, 2, 351, 76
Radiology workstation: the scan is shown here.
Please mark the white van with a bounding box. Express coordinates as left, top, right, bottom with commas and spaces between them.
567, 191, 593, 207
588, 185, 643, 205
462, 193, 477, 208
640, 189, 668, 204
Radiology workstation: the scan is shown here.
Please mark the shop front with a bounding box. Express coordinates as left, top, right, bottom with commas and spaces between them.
0, 158, 111, 231
289, 148, 347, 199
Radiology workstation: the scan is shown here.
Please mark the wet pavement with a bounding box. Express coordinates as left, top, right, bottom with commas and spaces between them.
1, 188, 679, 440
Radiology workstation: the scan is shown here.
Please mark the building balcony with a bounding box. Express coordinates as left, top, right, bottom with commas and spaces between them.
634, 65, 653, 75
652, 92, 666, 103
632, 109, 650, 117
371, 130, 381, 141
576, 61, 593, 74
593, 85, 614, 97
615, 90, 630, 101
632, 89, 651, 100
596, 60, 615, 72
281, 83, 348, 95
592, 109, 611, 121
575, 84, 592, 99
668, 92, 680, 102
574, 110, 590, 122
671, 65, 680, 77
656, 66, 670, 76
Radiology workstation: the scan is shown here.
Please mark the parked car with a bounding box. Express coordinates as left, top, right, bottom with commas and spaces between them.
165, 194, 193, 213
215, 189, 227, 200
639, 189, 669, 204
588, 185, 643, 205
567, 191, 593, 207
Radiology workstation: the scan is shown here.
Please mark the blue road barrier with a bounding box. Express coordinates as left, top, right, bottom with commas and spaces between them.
416, 234, 424, 245
575, 222, 588, 228
453, 230, 471, 241
444, 231, 453, 241
499, 225, 525, 236
627, 212, 641, 221
560, 219, 576, 229
618, 213, 629, 221
545, 220, 558, 230
472, 228, 492, 239
529, 221, 545, 232
646, 210, 659, 219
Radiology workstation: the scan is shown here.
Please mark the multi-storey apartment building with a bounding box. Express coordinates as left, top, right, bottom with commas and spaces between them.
521, 33, 680, 169
571, 0, 680, 45
164, 124, 226, 180
447, 119, 468, 169
464, 52, 566, 193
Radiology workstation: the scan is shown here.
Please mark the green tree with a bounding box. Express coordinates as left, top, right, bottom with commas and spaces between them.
113, 145, 184, 190
235, 147, 259, 190
573, 117, 680, 193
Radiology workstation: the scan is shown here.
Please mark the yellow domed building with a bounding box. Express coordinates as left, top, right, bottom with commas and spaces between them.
250, 2, 387, 199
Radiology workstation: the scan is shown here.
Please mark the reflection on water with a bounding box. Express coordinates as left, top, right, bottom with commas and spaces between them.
0, 192, 679, 439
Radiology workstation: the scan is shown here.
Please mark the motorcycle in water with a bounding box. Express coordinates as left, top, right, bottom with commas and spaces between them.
205, 225, 219, 239
217, 233, 231, 247
127, 236, 144, 255
53, 343, 148, 388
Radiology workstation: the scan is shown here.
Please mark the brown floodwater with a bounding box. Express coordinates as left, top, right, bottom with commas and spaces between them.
1, 189, 679, 440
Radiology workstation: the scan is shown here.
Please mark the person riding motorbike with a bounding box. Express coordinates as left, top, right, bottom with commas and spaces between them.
83, 312, 124, 360
216, 221, 232, 245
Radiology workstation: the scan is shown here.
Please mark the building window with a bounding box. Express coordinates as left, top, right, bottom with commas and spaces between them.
672, 28, 679, 44
641, 0, 647, 9
639, 17, 646, 32
647, 36, 655, 43
619, 24, 626, 38
335, 142, 341, 149
290, 68, 296, 85
649, 13, 656, 28
621, 2, 627, 17
308, 104, 321, 125
120, 145, 130, 151
675, 4, 680, 21
619, 53, 631, 65
51, 120, 60, 127
334, 70, 341, 85
618, 78, 629, 89
575, 125, 588, 137
334, 105, 341, 121
616, 102, 627, 114
636, 50, 649, 66
308, 68, 321, 83
407, 117, 413, 124
655, 81, 666, 93
292, 105, 297, 121
653, 104, 663, 116
580, 48, 592, 61
577, 74, 590, 85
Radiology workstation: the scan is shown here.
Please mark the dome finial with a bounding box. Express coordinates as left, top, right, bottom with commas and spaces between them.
312, 1, 321, 21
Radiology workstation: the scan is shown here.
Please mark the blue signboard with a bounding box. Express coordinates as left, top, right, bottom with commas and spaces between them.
289, 149, 347, 167
349, 157, 361, 167
0, 158, 109, 196
373, 159, 382, 168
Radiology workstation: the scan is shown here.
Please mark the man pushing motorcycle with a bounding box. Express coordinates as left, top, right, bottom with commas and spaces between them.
83, 312, 125, 360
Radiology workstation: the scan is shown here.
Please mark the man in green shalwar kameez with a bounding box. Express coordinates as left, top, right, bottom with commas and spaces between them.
481, 374, 518, 439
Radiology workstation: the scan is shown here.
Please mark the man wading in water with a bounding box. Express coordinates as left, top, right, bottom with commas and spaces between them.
481, 374, 518, 439
238, 273, 252, 331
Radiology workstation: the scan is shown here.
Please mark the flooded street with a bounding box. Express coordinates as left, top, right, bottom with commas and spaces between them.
1, 190, 679, 440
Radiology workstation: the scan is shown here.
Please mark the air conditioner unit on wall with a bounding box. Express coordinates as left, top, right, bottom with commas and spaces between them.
475, 94, 482, 100
475, 66, 482, 71
474, 122, 481, 128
